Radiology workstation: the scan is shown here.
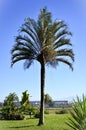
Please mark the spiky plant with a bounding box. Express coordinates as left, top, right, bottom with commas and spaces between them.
67, 95, 86, 130
11, 7, 74, 125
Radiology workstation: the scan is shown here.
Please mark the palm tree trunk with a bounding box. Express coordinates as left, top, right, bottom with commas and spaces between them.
38, 62, 45, 125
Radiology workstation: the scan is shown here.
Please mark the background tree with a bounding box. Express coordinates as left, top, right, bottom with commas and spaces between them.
21, 90, 34, 118
21, 90, 30, 107
45, 93, 52, 106
11, 7, 74, 125
4, 92, 19, 107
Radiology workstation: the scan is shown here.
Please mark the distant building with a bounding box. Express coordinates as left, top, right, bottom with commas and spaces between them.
53, 100, 69, 108
30, 100, 71, 108
30, 101, 40, 107
54, 100, 68, 104
0, 100, 71, 108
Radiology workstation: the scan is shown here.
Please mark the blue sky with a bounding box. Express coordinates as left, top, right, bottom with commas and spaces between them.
0, 0, 86, 102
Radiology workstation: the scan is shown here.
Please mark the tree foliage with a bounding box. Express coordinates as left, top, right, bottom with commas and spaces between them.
1, 93, 24, 120
45, 93, 52, 105
4, 92, 19, 107
21, 90, 30, 107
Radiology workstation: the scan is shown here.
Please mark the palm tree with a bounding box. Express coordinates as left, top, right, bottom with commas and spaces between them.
11, 7, 74, 125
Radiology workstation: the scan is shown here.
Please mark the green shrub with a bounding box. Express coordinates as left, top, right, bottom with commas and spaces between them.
55, 109, 68, 114
34, 110, 40, 118
44, 110, 49, 114
1, 106, 24, 120
14, 113, 24, 120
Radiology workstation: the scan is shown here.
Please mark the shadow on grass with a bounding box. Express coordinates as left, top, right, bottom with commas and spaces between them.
9, 124, 35, 129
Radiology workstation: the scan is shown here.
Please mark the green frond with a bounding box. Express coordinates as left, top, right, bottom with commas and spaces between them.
66, 118, 80, 130
56, 58, 73, 70
57, 49, 74, 61
11, 56, 29, 67
53, 38, 72, 49
25, 18, 39, 34
12, 51, 33, 60
55, 29, 72, 41
20, 25, 39, 48
21, 27, 37, 43
15, 34, 40, 53
67, 95, 86, 130
53, 20, 67, 34
38, 7, 52, 28
11, 45, 35, 67
24, 60, 33, 69
22, 20, 38, 38
47, 59, 58, 68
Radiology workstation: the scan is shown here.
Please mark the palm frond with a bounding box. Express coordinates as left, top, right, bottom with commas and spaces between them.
56, 58, 73, 70
53, 20, 67, 34
21, 19, 41, 51
47, 59, 58, 68
57, 49, 74, 61
15, 35, 39, 53
55, 29, 72, 41
11, 56, 30, 67
38, 7, 52, 28
24, 60, 33, 69
53, 38, 72, 49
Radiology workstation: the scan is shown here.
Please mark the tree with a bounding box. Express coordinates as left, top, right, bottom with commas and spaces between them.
21, 90, 33, 118
67, 95, 86, 130
45, 93, 52, 106
21, 90, 30, 107
11, 7, 74, 125
4, 92, 19, 107
2, 93, 24, 120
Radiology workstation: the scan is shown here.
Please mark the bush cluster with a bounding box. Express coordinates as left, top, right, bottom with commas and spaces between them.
34, 109, 40, 118
55, 109, 68, 114
1, 106, 24, 120
44, 110, 49, 114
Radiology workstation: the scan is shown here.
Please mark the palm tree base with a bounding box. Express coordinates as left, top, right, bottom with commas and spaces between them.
38, 122, 44, 126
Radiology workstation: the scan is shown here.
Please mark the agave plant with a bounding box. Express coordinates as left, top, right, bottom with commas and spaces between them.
67, 94, 86, 130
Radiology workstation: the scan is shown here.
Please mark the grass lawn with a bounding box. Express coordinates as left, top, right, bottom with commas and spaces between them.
0, 114, 71, 130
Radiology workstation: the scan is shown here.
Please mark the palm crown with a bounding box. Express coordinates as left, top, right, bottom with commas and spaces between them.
11, 7, 74, 69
